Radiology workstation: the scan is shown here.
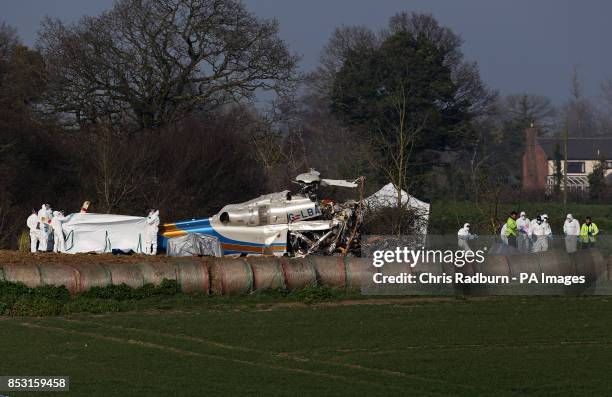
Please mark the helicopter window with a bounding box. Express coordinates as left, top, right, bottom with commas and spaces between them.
220, 212, 229, 223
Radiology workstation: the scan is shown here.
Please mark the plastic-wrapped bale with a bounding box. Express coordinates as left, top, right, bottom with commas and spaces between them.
68, 263, 112, 292
138, 262, 178, 286
412, 259, 455, 296
368, 259, 414, 295
279, 257, 316, 290
344, 257, 374, 290
209, 258, 253, 295
535, 251, 578, 295
100, 263, 145, 289
506, 253, 542, 295
307, 256, 346, 288
175, 259, 210, 294
246, 257, 286, 291
2, 264, 42, 288
472, 255, 512, 295
38, 263, 79, 294
477, 255, 510, 276
506, 253, 539, 279
571, 249, 606, 292
537, 251, 575, 276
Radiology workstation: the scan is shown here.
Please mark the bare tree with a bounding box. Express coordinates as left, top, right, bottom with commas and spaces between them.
501, 93, 557, 130
86, 127, 154, 213
38, 0, 300, 130
0, 21, 18, 64
368, 83, 426, 235
562, 67, 597, 137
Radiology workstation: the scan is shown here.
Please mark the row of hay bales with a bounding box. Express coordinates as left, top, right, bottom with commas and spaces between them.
0, 256, 372, 295
0, 251, 609, 295
370, 249, 610, 295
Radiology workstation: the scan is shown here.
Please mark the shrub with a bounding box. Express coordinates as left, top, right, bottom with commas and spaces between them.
294, 285, 337, 304
18, 230, 30, 252
0, 279, 181, 316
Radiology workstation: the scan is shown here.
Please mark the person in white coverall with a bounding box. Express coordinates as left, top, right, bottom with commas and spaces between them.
541, 214, 552, 240
563, 214, 580, 253
37, 204, 51, 251
51, 211, 68, 253
26, 209, 40, 253
499, 223, 508, 245
516, 211, 531, 252
457, 223, 475, 252
529, 216, 548, 252
145, 209, 160, 255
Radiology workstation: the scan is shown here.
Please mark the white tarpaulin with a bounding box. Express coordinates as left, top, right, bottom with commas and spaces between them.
364, 183, 430, 235
62, 213, 148, 254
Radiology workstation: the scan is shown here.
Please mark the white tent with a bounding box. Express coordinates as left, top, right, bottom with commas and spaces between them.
364, 183, 430, 235
62, 213, 148, 254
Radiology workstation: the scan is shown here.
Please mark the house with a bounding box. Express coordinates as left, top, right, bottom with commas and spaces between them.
522, 127, 612, 191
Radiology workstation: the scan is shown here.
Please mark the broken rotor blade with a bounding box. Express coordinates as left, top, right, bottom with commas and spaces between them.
320, 179, 358, 188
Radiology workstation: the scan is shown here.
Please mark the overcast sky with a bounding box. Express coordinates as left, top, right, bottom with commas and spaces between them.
2, 0, 611, 103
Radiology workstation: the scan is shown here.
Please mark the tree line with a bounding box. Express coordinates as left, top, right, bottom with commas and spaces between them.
0, 1, 610, 247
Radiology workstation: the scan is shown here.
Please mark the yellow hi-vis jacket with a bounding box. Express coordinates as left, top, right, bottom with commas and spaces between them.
505, 217, 518, 237
580, 222, 599, 243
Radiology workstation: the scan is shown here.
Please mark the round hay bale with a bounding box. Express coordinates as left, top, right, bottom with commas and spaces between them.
68, 263, 112, 292
505, 254, 539, 278
608, 256, 612, 281
344, 257, 374, 290
456, 261, 476, 277
471, 255, 513, 295
100, 263, 145, 289
572, 249, 606, 285
479, 255, 511, 277
308, 256, 346, 288
209, 258, 253, 295
175, 259, 210, 294
246, 257, 285, 291
138, 262, 178, 286
536, 251, 575, 276
2, 264, 42, 288
380, 260, 413, 277
38, 263, 79, 294
279, 257, 316, 290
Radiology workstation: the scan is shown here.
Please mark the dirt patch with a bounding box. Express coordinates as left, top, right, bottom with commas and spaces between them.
248, 296, 495, 310
0, 250, 206, 266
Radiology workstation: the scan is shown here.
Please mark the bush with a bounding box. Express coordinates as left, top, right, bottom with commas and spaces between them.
18, 230, 30, 252
81, 279, 179, 301
0, 279, 181, 316
294, 285, 338, 304
11, 296, 63, 316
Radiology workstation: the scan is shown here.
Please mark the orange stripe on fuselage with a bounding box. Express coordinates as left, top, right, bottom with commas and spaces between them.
221, 243, 286, 253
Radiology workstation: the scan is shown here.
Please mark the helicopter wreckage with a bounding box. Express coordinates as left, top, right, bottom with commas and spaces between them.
161, 170, 365, 257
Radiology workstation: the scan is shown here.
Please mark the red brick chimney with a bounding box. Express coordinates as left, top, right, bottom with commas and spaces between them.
522, 127, 548, 191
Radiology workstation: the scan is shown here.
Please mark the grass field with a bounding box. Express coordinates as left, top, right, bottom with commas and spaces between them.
3, 296, 612, 396
430, 201, 612, 234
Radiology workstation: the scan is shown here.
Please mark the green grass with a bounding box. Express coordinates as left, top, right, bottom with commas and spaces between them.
3, 296, 612, 396
0, 280, 361, 316
430, 201, 612, 234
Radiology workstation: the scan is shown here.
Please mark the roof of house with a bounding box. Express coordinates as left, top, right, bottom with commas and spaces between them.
538, 137, 612, 160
